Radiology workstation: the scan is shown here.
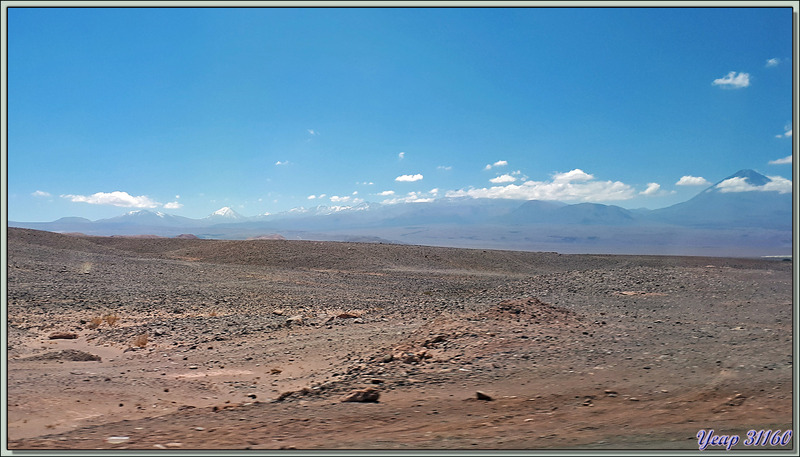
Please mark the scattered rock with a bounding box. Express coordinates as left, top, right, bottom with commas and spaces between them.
106, 436, 130, 444
725, 393, 747, 407
423, 334, 447, 348
24, 349, 101, 362
396, 350, 431, 364
336, 312, 361, 319
476, 391, 493, 401
275, 387, 313, 402
286, 315, 304, 326
341, 387, 380, 403
479, 297, 579, 325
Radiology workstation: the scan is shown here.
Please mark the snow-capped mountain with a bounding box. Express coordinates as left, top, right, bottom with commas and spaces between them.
205, 207, 247, 221
256, 202, 382, 220
647, 169, 792, 230
95, 209, 197, 227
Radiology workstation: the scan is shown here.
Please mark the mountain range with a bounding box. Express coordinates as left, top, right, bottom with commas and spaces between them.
9, 170, 793, 257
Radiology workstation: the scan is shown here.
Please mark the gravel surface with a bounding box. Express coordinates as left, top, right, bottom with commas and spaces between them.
5, 227, 793, 451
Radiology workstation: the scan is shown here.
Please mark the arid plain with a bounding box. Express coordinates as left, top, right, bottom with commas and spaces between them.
5, 227, 793, 450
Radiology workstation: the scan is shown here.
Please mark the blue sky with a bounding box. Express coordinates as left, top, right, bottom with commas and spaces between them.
7, 6, 794, 221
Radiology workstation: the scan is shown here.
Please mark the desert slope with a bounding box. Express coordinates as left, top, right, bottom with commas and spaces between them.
6, 228, 793, 450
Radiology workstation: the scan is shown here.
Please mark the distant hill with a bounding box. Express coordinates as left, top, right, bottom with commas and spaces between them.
246, 234, 287, 240
505, 201, 635, 225
8, 170, 791, 257
109, 234, 166, 239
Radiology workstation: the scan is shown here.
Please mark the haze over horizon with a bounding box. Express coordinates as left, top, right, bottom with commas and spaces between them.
7, 6, 794, 222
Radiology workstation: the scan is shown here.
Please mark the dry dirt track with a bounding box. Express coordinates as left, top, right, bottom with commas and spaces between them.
5, 227, 794, 451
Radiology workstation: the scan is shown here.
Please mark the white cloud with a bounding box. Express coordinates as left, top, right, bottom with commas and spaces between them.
676, 175, 711, 186
429, 188, 439, 195
552, 169, 594, 183
356, 181, 374, 185
445, 169, 636, 202
307, 195, 317, 200
769, 155, 792, 165
766, 58, 780, 67
382, 191, 436, 205
275, 160, 290, 166
307, 129, 318, 136
762, 176, 792, 193
395, 173, 423, 182
31, 190, 51, 197
398, 152, 405, 160
437, 165, 452, 171
712, 71, 750, 89
164, 201, 183, 209
175, 195, 181, 199
329, 195, 364, 205
330, 195, 364, 204
775, 124, 792, 138
484, 160, 508, 170
490, 174, 517, 184
378, 190, 395, 196
61, 191, 160, 208
640, 183, 661, 196
715, 177, 753, 193
510, 170, 529, 182
716, 175, 792, 194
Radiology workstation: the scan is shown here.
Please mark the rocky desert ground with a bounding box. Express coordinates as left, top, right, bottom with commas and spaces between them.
4, 227, 795, 451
